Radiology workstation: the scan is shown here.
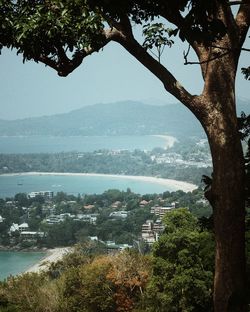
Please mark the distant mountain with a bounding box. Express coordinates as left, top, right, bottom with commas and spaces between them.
0, 99, 249, 138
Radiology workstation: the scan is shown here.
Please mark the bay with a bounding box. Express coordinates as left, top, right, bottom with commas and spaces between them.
0, 251, 45, 280
0, 173, 179, 199
0, 135, 175, 154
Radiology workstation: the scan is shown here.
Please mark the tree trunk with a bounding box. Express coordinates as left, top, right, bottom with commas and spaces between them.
202, 93, 246, 311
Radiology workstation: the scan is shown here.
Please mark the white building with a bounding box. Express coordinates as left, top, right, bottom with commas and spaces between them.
141, 219, 165, 245
151, 203, 177, 219
109, 211, 128, 219
28, 191, 53, 199
18, 223, 29, 232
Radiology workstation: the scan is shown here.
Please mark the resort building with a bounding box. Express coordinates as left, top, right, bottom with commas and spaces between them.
151, 202, 178, 219
28, 191, 53, 199
20, 231, 45, 239
141, 219, 165, 245
9, 222, 30, 234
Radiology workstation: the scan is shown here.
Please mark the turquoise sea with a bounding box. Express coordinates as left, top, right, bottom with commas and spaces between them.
0, 251, 46, 280
0, 135, 176, 278
0, 174, 177, 199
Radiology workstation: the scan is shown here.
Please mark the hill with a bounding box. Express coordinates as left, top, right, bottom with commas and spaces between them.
0, 99, 249, 137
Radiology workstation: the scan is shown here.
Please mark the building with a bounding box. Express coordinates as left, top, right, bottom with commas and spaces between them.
75, 213, 99, 225
9, 222, 30, 234
28, 191, 53, 199
141, 220, 155, 245
141, 219, 165, 245
18, 222, 29, 232
20, 231, 45, 239
9, 223, 19, 233
109, 211, 128, 219
111, 201, 122, 209
151, 203, 178, 219
139, 200, 149, 207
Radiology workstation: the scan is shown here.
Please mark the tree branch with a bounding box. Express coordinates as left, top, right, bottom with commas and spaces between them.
235, 0, 250, 47
37, 28, 119, 77
184, 51, 230, 65
112, 28, 205, 118
229, 1, 245, 5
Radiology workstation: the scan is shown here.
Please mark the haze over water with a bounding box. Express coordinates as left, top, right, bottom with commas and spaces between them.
0, 135, 174, 154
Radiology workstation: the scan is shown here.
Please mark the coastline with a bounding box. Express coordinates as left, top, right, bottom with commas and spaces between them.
24, 247, 73, 274
1, 172, 197, 192
151, 134, 178, 149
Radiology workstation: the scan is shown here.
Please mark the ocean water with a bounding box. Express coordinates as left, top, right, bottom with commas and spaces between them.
0, 251, 45, 280
0, 135, 176, 278
0, 174, 177, 199
0, 135, 173, 154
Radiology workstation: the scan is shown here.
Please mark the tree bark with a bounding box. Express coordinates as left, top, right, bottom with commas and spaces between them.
208, 113, 246, 312
200, 75, 246, 310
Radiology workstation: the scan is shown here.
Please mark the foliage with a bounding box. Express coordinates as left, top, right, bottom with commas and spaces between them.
106, 250, 151, 312
145, 208, 214, 311
142, 23, 174, 61
0, 0, 104, 69
0, 273, 61, 312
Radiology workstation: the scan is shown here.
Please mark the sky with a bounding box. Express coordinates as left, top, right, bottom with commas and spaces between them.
0, 31, 249, 120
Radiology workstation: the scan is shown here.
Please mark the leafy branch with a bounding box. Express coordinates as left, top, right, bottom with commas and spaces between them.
142, 23, 175, 63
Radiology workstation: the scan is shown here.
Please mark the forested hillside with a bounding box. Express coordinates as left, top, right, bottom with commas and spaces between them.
1, 100, 249, 137
0, 101, 204, 137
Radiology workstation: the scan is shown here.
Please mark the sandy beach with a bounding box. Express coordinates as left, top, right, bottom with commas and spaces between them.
2, 172, 197, 192
151, 134, 178, 149
25, 247, 72, 274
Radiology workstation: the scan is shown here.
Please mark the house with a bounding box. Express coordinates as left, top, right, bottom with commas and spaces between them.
83, 204, 95, 210
18, 222, 29, 232
45, 215, 63, 224
75, 213, 98, 225
89, 236, 98, 241
0, 215, 4, 223
9, 223, 19, 233
111, 201, 122, 209
139, 200, 149, 207
109, 211, 128, 219
20, 231, 45, 240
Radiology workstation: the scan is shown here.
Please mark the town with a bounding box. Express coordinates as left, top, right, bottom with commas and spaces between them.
0, 187, 211, 252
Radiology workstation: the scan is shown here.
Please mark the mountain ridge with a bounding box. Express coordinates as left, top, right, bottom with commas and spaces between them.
0, 99, 249, 137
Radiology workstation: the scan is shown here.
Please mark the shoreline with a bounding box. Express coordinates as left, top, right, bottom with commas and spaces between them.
0, 172, 197, 192
24, 247, 73, 274
151, 134, 178, 149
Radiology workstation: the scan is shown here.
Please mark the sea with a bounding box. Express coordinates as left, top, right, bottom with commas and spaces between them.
0, 134, 174, 154
0, 251, 46, 280
0, 134, 176, 279
0, 173, 179, 199
0, 134, 178, 198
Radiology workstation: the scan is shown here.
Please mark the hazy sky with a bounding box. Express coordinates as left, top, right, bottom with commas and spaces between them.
0, 35, 249, 120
